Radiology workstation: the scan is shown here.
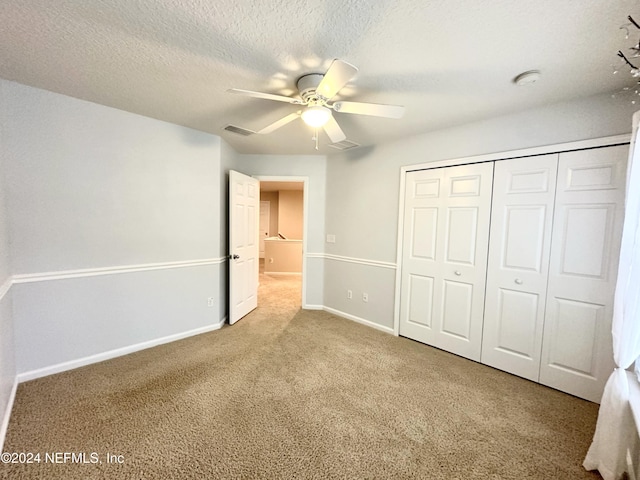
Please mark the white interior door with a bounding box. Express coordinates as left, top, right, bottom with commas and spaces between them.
399, 162, 493, 361
481, 154, 558, 381
540, 145, 627, 402
229, 170, 259, 325
259, 200, 270, 258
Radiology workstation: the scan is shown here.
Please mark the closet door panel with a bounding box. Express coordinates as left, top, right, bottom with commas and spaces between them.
481, 154, 558, 381
545, 298, 602, 376
411, 208, 438, 260
441, 279, 473, 339
502, 206, 547, 270
407, 274, 434, 327
435, 165, 493, 360
494, 288, 539, 356
399, 168, 445, 345
400, 163, 493, 361
556, 204, 615, 290
540, 145, 627, 402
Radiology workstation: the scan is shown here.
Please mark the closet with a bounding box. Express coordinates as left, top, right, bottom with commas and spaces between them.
398, 144, 628, 403
399, 162, 493, 361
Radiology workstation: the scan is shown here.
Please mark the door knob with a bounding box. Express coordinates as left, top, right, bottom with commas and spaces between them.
454, 271, 461, 276
514, 278, 523, 285
230, 254, 240, 260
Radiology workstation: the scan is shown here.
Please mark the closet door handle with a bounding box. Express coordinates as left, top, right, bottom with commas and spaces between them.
514, 278, 523, 285
454, 271, 461, 276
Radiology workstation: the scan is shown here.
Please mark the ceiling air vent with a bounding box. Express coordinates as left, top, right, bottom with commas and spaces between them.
328, 140, 360, 151
223, 125, 255, 136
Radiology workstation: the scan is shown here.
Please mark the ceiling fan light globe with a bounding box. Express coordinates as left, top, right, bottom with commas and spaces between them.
301, 106, 331, 127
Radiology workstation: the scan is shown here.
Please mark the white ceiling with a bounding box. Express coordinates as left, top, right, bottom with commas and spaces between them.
0, 0, 637, 155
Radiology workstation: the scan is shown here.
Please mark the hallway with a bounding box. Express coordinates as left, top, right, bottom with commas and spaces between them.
258, 258, 302, 310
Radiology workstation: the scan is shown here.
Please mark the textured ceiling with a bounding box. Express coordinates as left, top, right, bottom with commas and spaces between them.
0, 0, 638, 155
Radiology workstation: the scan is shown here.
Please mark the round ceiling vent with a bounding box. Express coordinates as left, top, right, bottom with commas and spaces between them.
513, 70, 541, 86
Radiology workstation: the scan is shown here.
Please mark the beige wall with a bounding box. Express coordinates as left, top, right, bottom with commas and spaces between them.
278, 190, 303, 239
264, 239, 302, 273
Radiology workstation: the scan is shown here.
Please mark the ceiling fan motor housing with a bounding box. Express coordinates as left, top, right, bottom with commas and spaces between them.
297, 73, 325, 103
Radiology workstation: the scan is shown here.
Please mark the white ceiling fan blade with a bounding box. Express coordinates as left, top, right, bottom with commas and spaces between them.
332, 101, 405, 119
316, 59, 358, 100
257, 112, 300, 134
227, 88, 303, 105
322, 115, 347, 143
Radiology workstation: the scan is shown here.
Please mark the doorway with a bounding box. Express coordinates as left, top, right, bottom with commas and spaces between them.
256, 177, 307, 309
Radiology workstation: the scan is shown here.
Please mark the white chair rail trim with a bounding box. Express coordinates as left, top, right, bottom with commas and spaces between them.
11, 257, 227, 284
0, 278, 11, 303
306, 253, 396, 270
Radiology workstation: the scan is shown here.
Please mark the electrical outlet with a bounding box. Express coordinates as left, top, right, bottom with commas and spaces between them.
362, 293, 369, 303
327, 234, 336, 243
347, 289, 353, 299
207, 297, 215, 307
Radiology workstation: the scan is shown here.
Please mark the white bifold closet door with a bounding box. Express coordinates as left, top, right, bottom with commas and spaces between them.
399, 162, 493, 361
481, 154, 559, 381
540, 145, 627, 402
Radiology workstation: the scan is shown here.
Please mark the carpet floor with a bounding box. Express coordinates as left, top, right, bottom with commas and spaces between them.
1, 271, 602, 479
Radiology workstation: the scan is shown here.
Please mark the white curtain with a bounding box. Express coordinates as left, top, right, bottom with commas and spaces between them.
584, 110, 640, 480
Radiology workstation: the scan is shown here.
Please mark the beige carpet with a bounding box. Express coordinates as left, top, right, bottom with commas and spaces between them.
1, 271, 602, 479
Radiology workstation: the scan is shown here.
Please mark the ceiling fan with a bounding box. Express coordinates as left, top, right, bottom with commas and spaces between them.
227, 59, 405, 148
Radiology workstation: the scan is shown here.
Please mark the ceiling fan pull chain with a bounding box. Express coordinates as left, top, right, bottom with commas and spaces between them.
314, 128, 319, 150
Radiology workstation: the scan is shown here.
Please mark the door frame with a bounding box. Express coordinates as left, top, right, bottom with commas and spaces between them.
259, 200, 271, 258
393, 134, 630, 336
255, 175, 309, 307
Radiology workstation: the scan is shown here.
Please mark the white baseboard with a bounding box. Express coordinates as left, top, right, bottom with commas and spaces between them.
322, 307, 394, 334
0, 378, 18, 453
3, 307, 389, 449
303, 304, 324, 310
13, 306, 392, 384
17, 318, 226, 383
629, 446, 639, 480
